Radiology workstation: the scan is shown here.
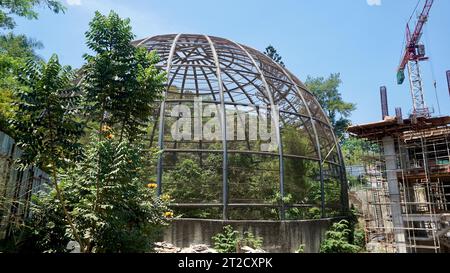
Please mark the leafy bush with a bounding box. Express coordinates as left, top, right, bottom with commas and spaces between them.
319, 220, 361, 253
24, 133, 172, 253
15, 190, 71, 253
348, 205, 366, 250
212, 225, 263, 253
212, 225, 239, 253
241, 231, 263, 250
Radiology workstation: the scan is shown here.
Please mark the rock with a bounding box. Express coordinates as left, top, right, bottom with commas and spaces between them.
180, 244, 217, 253
154, 242, 181, 253
240, 246, 266, 253
66, 241, 80, 253
154, 242, 217, 253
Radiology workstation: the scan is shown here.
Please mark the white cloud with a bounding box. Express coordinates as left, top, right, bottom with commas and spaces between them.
367, 0, 382, 6
66, 0, 82, 6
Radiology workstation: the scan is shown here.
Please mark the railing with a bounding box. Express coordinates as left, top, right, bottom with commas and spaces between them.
0, 131, 49, 240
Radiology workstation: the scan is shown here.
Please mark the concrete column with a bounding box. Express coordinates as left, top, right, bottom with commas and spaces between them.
382, 136, 407, 253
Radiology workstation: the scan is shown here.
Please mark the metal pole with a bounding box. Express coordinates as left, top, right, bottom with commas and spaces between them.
156, 34, 181, 196
205, 35, 229, 220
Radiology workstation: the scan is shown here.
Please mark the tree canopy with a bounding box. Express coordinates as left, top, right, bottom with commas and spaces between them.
0, 0, 65, 30
6, 10, 171, 253
82, 11, 166, 141
305, 73, 356, 138
0, 33, 42, 135
11, 54, 83, 169
264, 45, 285, 67
0, 0, 64, 136
263, 45, 355, 138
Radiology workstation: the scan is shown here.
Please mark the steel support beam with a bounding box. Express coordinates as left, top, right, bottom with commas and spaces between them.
205, 35, 229, 220
156, 34, 181, 196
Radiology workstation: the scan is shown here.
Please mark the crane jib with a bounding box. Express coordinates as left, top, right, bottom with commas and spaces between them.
397, 0, 434, 77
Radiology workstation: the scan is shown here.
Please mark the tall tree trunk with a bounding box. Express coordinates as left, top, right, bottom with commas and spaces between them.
47, 113, 85, 252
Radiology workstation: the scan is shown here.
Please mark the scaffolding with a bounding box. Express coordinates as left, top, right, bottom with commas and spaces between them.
352, 124, 450, 253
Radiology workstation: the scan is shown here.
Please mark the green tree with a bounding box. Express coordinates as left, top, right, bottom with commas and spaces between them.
263, 46, 355, 138
19, 11, 169, 253
305, 73, 356, 138
23, 133, 171, 253
0, 0, 64, 135
0, 33, 42, 135
10, 54, 85, 248
0, 0, 65, 30
82, 10, 166, 141
264, 45, 285, 67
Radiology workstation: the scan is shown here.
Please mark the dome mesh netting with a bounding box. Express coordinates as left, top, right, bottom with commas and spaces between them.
133, 34, 348, 220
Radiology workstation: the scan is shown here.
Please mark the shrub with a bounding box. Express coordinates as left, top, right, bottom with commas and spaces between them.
212, 225, 264, 253
319, 220, 361, 253
24, 133, 172, 253
212, 225, 239, 253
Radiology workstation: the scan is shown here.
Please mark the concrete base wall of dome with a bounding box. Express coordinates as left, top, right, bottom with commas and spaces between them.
163, 218, 341, 253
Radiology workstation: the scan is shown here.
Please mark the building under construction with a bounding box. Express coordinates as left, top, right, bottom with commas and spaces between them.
347, 0, 449, 253
348, 114, 450, 253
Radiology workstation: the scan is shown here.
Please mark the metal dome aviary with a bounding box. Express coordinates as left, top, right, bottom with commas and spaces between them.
133, 34, 348, 220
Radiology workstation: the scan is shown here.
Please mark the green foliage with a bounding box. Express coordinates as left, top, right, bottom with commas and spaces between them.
305, 73, 356, 138
0, 33, 42, 136
0, 0, 64, 134
341, 136, 378, 166
264, 45, 285, 67
319, 220, 361, 253
212, 225, 240, 253
283, 126, 315, 201
82, 10, 166, 141
0, 0, 65, 30
241, 231, 263, 250
164, 124, 343, 220
212, 225, 263, 253
228, 153, 278, 207
307, 207, 322, 220
8, 53, 84, 251
11, 54, 84, 170
4, 10, 170, 253
165, 158, 220, 202
163, 154, 222, 219
354, 227, 366, 249
25, 133, 171, 253
15, 189, 71, 253
0, 33, 42, 57
65, 134, 171, 253
10, 54, 83, 169
347, 205, 366, 249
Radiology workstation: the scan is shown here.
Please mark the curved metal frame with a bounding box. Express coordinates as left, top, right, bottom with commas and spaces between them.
138, 34, 347, 220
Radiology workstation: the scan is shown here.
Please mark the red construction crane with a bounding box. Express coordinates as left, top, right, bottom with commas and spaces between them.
397, 0, 434, 118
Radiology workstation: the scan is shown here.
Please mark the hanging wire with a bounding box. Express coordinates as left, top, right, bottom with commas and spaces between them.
408, 0, 422, 24
424, 19, 442, 115
398, 0, 422, 72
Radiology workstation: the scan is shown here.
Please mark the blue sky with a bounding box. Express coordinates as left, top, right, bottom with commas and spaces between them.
11, 0, 450, 124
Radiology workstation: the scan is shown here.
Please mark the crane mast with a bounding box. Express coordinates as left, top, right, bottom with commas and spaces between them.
397, 0, 434, 119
